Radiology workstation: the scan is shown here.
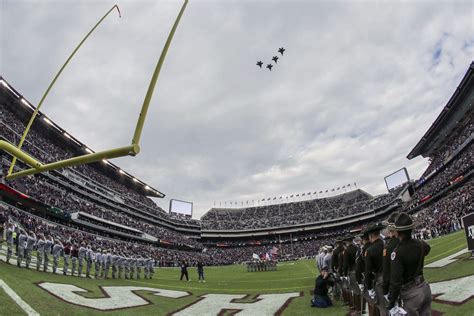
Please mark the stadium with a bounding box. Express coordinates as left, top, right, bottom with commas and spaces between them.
0, 1, 473, 315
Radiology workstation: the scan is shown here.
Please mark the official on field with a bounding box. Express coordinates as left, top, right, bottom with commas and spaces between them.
387, 213, 432, 316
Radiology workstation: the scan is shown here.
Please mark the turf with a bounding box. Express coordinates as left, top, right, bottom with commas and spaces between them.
0, 230, 472, 315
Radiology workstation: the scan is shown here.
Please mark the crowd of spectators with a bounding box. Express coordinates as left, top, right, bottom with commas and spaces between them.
4, 172, 201, 247
201, 190, 400, 230
408, 141, 473, 209
412, 178, 473, 239
420, 122, 473, 179
1, 103, 199, 228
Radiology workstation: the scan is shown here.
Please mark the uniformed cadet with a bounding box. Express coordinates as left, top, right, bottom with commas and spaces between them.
364, 222, 387, 316
25, 231, 36, 269
17, 230, 28, 267
111, 252, 118, 279
71, 244, 79, 276
137, 256, 144, 279
332, 239, 344, 275
355, 230, 370, 316
388, 213, 432, 316
85, 246, 94, 278
52, 239, 64, 274
43, 236, 54, 272
382, 212, 399, 296
104, 250, 112, 279
0, 212, 6, 251
118, 254, 124, 279
94, 248, 102, 278
78, 243, 87, 277
148, 258, 155, 279
63, 242, 71, 275
100, 249, 107, 278
131, 257, 137, 279
6, 223, 14, 264
35, 234, 45, 270
323, 246, 333, 272
343, 234, 360, 313
124, 256, 131, 279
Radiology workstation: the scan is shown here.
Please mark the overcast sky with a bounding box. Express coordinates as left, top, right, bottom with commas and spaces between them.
1, 0, 473, 218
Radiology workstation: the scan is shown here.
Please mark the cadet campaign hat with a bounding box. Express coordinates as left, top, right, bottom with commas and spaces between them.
393, 212, 415, 231
382, 212, 400, 228
364, 222, 384, 234
321, 266, 329, 272
343, 233, 354, 241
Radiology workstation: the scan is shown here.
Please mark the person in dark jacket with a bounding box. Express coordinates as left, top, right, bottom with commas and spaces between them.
197, 261, 205, 282
311, 266, 335, 308
180, 260, 190, 281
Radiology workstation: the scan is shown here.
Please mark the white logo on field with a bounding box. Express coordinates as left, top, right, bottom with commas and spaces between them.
37, 283, 188, 310
430, 275, 474, 304
170, 293, 301, 316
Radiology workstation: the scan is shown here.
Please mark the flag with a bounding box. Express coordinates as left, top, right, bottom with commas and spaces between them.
313, 192, 317, 194
337, 187, 340, 190
252, 253, 259, 260
348, 183, 351, 186
279, 196, 282, 199
267, 198, 271, 201
202, 248, 207, 253
307, 192, 311, 195
270, 246, 279, 255
302, 193, 306, 196
262, 198, 265, 201
325, 190, 328, 193
319, 191, 323, 194
331, 189, 335, 192
273, 197, 276, 200
296, 194, 300, 197
290, 195, 294, 198
342, 186, 345, 189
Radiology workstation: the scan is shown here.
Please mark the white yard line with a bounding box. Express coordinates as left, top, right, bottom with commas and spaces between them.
0, 279, 40, 316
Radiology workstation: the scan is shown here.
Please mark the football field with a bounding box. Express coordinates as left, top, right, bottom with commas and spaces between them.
0, 230, 472, 316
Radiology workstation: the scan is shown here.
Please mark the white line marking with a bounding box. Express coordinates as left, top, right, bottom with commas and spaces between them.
0, 279, 40, 316
425, 248, 469, 268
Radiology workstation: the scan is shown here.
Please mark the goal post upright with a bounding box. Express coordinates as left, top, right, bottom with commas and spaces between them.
4, 0, 188, 181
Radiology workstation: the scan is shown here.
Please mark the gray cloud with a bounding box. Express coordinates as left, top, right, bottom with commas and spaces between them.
1, 0, 473, 217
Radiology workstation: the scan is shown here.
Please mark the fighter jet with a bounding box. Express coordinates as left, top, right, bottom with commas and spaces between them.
256, 61, 263, 68
266, 64, 273, 71
272, 56, 279, 63
278, 47, 285, 55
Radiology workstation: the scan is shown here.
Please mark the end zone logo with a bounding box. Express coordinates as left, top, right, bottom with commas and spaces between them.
36, 282, 301, 315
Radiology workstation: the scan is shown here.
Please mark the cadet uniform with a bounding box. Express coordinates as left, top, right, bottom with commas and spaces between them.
6, 226, 14, 264
63, 243, 71, 275
382, 212, 399, 295
71, 245, 79, 276
36, 237, 45, 270
148, 258, 155, 279
364, 222, 387, 316
86, 247, 94, 278
343, 234, 360, 312
355, 232, 370, 316
111, 253, 118, 279
388, 213, 432, 316
94, 250, 102, 278
43, 237, 54, 272
52, 241, 63, 274
17, 232, 28, 267
118, 255, 124, 279
78, 245, 87, 277
25, 233, 36, 268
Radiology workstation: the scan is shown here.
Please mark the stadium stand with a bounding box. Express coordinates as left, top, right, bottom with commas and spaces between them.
0, 62, 472, 266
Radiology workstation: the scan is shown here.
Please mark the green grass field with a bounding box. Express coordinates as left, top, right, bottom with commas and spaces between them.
0, 230, 472, 315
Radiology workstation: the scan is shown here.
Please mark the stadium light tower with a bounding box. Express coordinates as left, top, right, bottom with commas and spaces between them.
3, 0, 189, 180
